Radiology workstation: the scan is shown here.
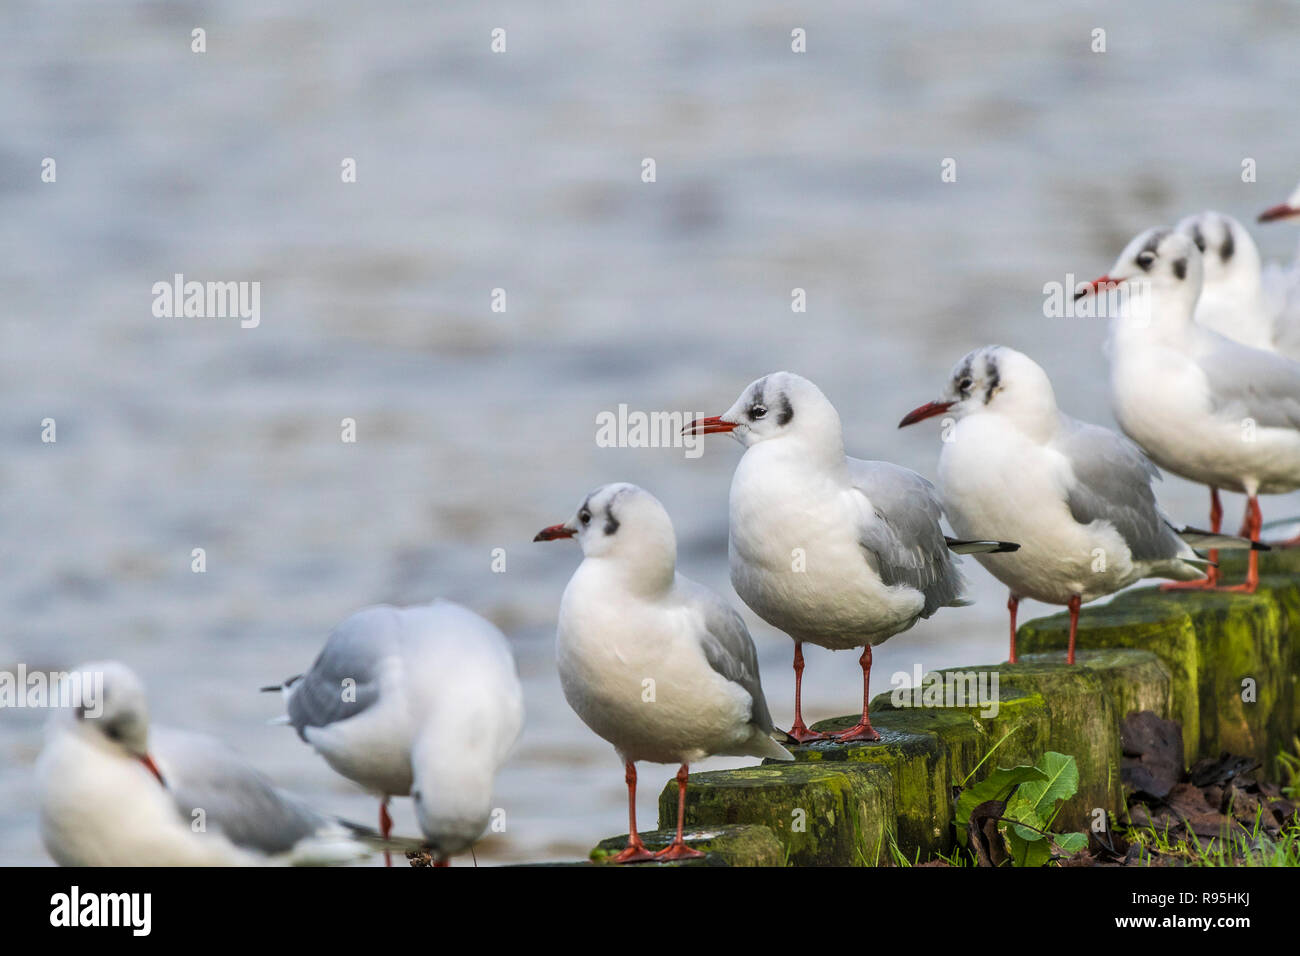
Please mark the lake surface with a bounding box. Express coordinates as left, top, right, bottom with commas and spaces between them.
3, 1, 1298, 864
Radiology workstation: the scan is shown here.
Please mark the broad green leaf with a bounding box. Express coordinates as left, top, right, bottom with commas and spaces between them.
954, 765, 1047, 845
1003, 796, 1047, 842
1008, 829, 1052, 867
1013, 752, 1079, 829
1054, 832, 1089, 854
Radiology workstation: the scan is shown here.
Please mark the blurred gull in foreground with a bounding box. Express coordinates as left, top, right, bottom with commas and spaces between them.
1077, 228, 1300, 586
266, 600, 524, 866
37, 661, 375, 866
535, 482, 791, 863
686, 373, 1017, 742
900, 346, 1258, 663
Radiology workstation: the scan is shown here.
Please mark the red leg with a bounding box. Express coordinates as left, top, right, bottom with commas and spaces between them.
609, 761, 656, 863
1163, 487, 1222, 590
654, 765, 705, 861
380, 798, 393, 868
1066, 595, 1081, 665
833, 645, 882, 742
1217, 496, 1261, 593
1007, 594, 1020, 664
785, 641, 827, 743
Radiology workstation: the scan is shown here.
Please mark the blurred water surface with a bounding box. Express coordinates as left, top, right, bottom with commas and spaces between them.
3, 1, 1299, 864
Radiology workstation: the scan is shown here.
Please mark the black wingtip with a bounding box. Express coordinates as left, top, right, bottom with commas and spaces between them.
944, 537, 1021, 555
259, 684, 281, 693
1252, 541, 1272, 552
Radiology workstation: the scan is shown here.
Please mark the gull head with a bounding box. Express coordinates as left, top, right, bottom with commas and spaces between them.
899, 345, 1056, 429
63, 660, 166, 785
534, 482, 676, 565
686, 371, 842, 455
1075, 227, 1202, 318
1175, 211, 1260, 290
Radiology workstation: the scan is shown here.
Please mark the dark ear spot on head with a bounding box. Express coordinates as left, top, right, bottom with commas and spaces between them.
603, 511, 619, 535
1172, 257, 1187, 280
982, 355, 1000, 404
1220, 231, 1234, 262
775, 393, 793, 426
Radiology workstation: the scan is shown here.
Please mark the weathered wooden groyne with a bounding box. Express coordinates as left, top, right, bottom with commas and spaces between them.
579, 549, 1300, 866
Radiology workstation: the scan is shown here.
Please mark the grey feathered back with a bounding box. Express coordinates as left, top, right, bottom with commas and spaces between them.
1199, 337, 1300, 430
153, 727, 330, 856
678, 577, 777, 733
285, 607, 396, 738
1057, 417, 1185, 562
849, 458, 965, 617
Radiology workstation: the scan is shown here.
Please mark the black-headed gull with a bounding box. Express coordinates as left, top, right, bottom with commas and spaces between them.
1076, 227, 1300, 584
534, 482, 792, 863
684, 373, 1017, 743
1174, 212, 1280, 353
900, 346, 1258, 664
37, 661, 375, 866
266, 600, 524, 866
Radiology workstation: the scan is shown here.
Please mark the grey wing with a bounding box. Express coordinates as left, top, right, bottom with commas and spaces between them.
284, 607, 394, 739
1055, 418, 1185, 562
153, 728, 330, 856
849, 459, 964, 617
680, 578, 776, 733
1197, 335, 1300, 429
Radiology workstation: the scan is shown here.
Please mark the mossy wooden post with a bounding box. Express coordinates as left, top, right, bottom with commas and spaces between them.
655, 762, 895, 866
1018, 560, 1298, 775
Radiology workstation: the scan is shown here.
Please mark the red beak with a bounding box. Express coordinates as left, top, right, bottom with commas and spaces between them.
1073, 274, 1123, 302
681, 415, 736, 436
1258, 203, 1300, 223
140, 754, 167, 787
898, 400, 955, 428
533, 524, 575, 542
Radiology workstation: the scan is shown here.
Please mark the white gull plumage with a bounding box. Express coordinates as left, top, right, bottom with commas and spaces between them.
268, 600, 523, 865
1078, 227, 1300, 588
687, 372, 1016, 743
534, 482, 791, 863
900, 346, 1255, 662
37, 661, 374, 866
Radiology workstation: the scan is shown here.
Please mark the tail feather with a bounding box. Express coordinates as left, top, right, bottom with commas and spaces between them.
752, 730, 795, 762
945, 537, 1020, 555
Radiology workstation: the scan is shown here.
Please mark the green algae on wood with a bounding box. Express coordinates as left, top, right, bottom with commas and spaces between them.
590, 824, 783, 867
1018, 583, 1296, 774
656, 762, 895, 866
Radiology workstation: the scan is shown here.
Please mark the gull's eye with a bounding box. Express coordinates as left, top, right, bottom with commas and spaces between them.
749, 404, 767, 420
578, 509, 591, 526
1136, 251, 1156, 270
958, 377, 973, 392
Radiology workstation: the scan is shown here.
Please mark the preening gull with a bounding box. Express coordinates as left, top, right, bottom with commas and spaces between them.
266, 600, 524, 865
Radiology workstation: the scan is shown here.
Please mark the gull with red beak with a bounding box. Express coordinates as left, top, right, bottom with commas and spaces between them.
535, 482, 792, 863
37, 661, 377, 866
686, 373, 1017, 743
900, 346, 1259, 664
1078, 227, 1300, 580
